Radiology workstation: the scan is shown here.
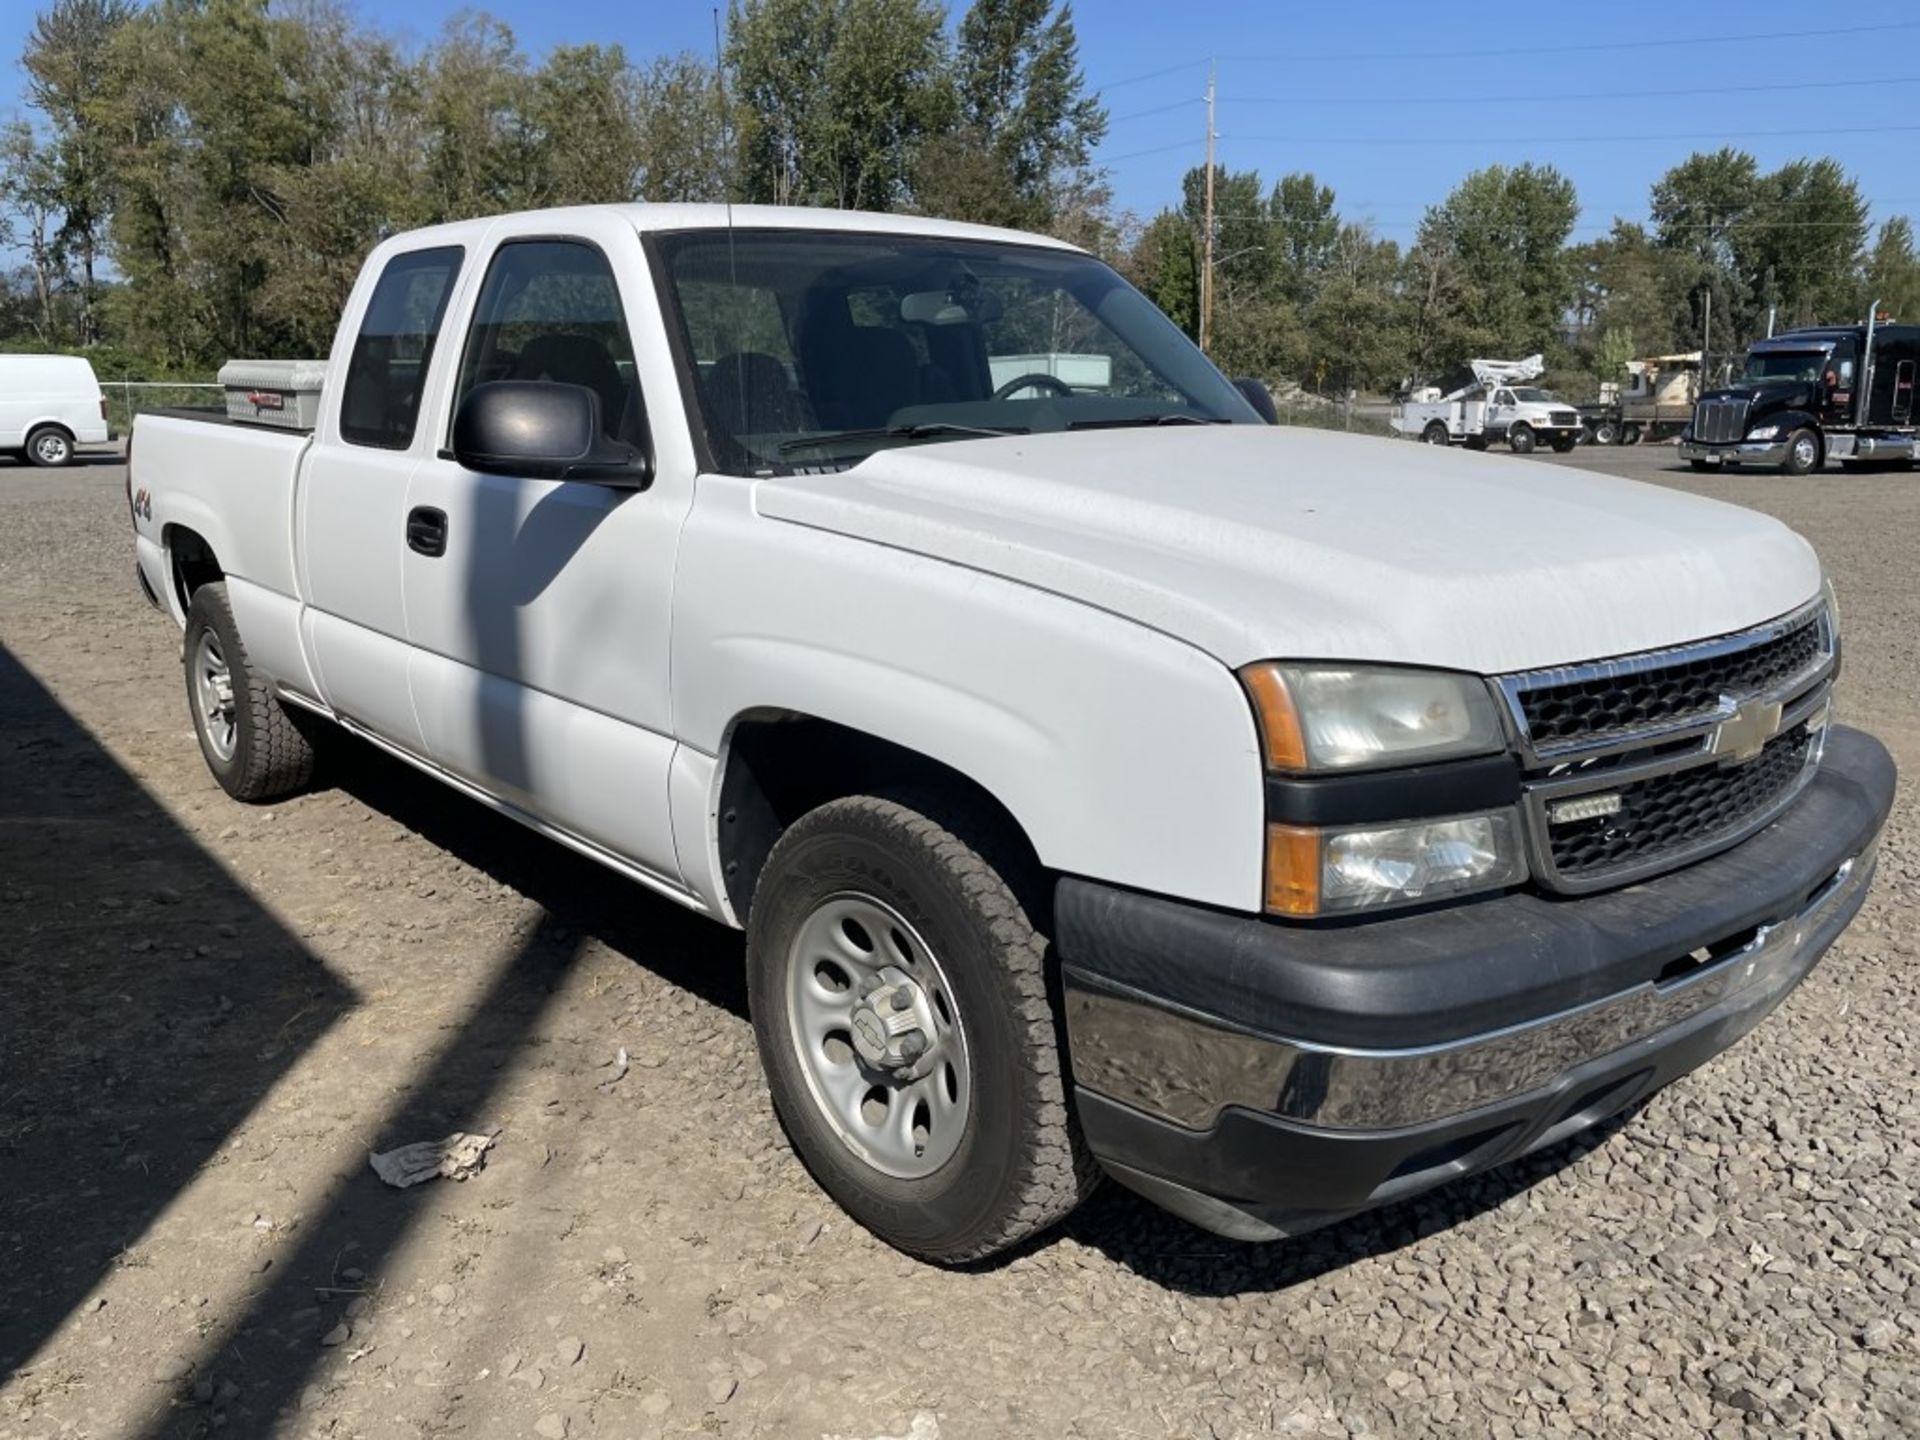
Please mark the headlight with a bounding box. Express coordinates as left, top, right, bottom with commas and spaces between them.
1746, 424, 1781, 440
1240, 663, 1506, 772
1266, 810, 1527, 915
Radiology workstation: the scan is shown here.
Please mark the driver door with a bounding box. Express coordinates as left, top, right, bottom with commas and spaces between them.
401, 221, 694, 887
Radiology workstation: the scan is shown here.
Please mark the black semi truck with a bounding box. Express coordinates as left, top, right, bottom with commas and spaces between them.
1679, 307, 1918, 475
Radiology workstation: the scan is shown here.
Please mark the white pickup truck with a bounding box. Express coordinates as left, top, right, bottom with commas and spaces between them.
128, 204, 1895, 1263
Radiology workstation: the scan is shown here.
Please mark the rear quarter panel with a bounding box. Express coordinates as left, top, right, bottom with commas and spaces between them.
132, 414, 315, 692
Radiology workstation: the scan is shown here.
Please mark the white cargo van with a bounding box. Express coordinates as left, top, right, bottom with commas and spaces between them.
0, 353, 112, 467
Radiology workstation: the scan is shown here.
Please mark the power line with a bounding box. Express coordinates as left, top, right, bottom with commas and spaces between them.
1107, 98, 1200, 124
1087, 19, 1920, 91
1222, 19, 1920, 64
1213, 123, 1920, 147
1220, 75, 1920, 109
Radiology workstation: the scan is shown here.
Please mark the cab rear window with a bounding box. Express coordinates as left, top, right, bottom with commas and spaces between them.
339, 246, 463, 450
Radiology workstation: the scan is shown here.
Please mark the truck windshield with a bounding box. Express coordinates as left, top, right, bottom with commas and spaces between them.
1509, 387, 1554, 403
651, 229, 1259, 475
1743, 351, 1826, 383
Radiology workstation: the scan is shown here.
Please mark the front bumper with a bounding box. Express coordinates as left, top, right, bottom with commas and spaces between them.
1058, 725, 1895, 1240
1678, 436, 1788, 466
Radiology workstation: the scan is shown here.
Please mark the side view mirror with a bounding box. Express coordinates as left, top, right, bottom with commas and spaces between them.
451, 380, 651, 487
1233, 376, 1278, 425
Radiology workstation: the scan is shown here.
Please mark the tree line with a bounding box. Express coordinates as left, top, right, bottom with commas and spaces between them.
4, 0, 1918, 400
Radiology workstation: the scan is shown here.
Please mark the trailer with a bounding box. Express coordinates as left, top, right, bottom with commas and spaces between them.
1579, 352, 1701, 446
1389, 356, 1585, 455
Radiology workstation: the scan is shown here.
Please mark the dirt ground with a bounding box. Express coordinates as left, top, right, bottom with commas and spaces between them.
2, 445, 1917, 1439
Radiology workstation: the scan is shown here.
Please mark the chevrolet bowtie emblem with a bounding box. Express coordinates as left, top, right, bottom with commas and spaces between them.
1710, 696, 1784, 763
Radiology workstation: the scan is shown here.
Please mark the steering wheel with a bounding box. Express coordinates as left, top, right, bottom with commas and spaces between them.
992, 372, 1075, 401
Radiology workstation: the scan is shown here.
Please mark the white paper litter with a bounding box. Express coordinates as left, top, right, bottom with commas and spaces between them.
368, 1129, 500, 1189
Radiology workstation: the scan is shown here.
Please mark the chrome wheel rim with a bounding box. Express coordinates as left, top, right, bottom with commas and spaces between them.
33, 433, 68, 464
192, 629, 237, 762
783, 893, 972, 1180
1792, 435, 1817, 469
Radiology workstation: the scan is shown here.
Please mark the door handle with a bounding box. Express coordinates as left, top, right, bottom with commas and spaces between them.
407, 506, 448, 558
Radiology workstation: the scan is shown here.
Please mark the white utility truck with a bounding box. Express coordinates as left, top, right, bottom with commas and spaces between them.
1391, 355, 1585, 454
128, 205, 1893, 1262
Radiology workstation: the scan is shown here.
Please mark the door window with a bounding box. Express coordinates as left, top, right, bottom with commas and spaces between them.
339, 246, 464, 450
1894, 359, 1915, 423
452, 240, 642, 447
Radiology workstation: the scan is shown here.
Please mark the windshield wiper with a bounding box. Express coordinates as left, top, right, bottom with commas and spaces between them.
1065, 414, 1230, 430
777, 422, 1026, 455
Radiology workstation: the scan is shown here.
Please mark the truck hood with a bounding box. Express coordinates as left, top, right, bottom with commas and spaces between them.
756, 426, 1822, 674
1700, 381, 1815, 411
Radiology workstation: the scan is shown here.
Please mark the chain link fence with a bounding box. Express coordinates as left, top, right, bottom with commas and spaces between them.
102, 380, 223, 440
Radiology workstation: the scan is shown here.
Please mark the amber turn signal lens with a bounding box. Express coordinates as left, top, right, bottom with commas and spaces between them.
1240, 663, 1309, 771
1264, 823, 1322, 917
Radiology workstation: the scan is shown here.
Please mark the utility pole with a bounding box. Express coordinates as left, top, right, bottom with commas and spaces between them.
1200, 62, 1217, 354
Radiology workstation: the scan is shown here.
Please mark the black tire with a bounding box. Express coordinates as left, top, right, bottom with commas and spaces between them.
1781, 428, 1821, 477
1508, 423, 1536, 455
25, 424, 74, 468
1464, 434, 1489, 451
1421, 421, 1450, 446
1688, 459, 1713, 472
1550, 435, 1577, 453
1619, 423, 1642, 447
1590, 419, 1619, 446
183, 582, 316, 802
746, 792, 1096, 1263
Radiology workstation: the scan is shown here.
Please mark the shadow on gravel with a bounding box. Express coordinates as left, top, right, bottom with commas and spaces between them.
0, 643, 355, 1376
1060, 1107, 1644, 1297
324, 734, 747, 1016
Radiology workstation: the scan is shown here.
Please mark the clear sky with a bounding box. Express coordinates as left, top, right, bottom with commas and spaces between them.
4, 0, 1918, 246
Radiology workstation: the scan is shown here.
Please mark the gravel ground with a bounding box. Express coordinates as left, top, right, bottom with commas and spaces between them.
1, 446, 1916, 1440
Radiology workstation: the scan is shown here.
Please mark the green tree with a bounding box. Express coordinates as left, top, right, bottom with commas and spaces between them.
1739, 157, 1867, 329
1413, 162, 1579, 365
0, 121, 67, 338
22, 0, 134, 343
923, 0, 1103, 229
637, 54, 730, 202
1864, 216, 1920, 324
1268, 171, 1339, 309
1304, 223, 1401, 396
727, 0, 951, 211
1125, 208, 1199, 338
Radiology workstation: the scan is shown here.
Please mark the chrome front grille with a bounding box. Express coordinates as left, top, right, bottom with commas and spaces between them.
1498, 599, 1836, 893
1692, 398, 1750, 443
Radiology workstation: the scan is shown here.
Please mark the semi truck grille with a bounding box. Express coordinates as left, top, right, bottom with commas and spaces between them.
1546, 724, 1817, 882
1497, 600, 1835, 894
1514, 608, 1826, 750
1691, 398, 1750, 443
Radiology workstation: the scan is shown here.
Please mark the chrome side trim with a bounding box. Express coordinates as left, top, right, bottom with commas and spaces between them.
1066, 847, 1874, 1133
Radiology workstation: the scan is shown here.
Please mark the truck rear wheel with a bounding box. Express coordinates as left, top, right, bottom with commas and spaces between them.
1619, 423, 1642, 446
1508, 423, 1536, 455
1421, 421, 1450, 446
746, 793, 1095, 1263
1590, 418, 1619, 446
1782, 429, 1821, 477
183, 582, 316, 802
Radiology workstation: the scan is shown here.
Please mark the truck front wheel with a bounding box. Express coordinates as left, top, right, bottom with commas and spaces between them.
1550, 434, 1578, 453
1782, 429, 1821, 476
746, 793, 1095, 1263
183, 583, 317, 802
1508, 423, 1536, 455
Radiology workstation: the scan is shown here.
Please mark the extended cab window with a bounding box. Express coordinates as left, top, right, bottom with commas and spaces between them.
453, 240, 642, 447
339, 246, 463, 449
